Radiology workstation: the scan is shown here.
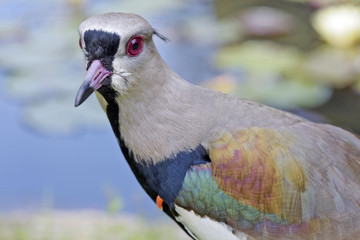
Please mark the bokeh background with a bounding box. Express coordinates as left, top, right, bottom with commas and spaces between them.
1, 0, 360, 239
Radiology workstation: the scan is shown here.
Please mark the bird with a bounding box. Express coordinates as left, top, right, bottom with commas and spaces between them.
74, 12, 360, 240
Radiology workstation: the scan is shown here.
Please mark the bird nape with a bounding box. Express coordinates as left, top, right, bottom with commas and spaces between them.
74, 12, 360, 240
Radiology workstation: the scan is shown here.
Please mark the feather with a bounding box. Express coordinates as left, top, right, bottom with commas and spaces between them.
174, 125, 360, 239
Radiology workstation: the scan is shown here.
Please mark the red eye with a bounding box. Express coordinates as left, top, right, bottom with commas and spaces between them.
126, 36, 144, 56
79, 38, 83, 49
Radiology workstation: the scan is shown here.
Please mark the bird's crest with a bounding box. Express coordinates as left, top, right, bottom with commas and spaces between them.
153, 29, 169, 42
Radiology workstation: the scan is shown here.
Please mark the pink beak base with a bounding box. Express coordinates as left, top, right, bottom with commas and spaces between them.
75, 60, 112, 107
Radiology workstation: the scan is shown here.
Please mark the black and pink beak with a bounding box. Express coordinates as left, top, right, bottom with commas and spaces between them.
75, 60, 112, 107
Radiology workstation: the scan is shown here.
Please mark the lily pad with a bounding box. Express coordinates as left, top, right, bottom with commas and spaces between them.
304, 46, 359, 88
215, 40, 304, 74
182, 15, 244, 46
22, 95, 107, 136
203, 73, 332, 108
240, 6, 295, 37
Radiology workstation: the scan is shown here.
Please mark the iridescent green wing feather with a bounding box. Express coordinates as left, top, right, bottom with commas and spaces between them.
175, 126, 360, 239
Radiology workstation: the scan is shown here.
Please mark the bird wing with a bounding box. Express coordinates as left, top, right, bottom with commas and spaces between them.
175, 123, 360, 239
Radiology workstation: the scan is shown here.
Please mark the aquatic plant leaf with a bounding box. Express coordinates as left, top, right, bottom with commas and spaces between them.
215, 40, 303, 74
203, 73, 332, 108
304, 46, 358, 88
22, 95, 107, 136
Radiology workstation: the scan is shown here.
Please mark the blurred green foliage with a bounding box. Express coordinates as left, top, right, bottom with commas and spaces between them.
104, 187, 124, 215
0, 211, 189, 240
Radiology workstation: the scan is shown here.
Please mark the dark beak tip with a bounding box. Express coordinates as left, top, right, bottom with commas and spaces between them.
74, 81, 95, 108
74, 100, 81, 108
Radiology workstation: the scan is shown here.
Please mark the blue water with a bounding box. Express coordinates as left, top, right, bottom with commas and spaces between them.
0, 18, 214, 217
0, 89, 153, 214
0, 0, 217, 217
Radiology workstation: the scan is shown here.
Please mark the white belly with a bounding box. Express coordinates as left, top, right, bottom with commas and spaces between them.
174, 205, 250, 240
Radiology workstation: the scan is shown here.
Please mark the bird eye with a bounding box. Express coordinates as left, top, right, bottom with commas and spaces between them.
79, 38, 83, 49
126, 36, 144, 57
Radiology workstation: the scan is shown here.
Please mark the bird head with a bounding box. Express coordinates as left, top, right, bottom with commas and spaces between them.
75, 12, 164, 107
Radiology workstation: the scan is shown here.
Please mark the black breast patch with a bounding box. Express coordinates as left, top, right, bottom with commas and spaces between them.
132, 145, 210, 206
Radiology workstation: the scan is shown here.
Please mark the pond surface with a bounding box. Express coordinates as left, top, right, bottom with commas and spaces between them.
1, 0, 359, 218
0, 0, 217, 217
